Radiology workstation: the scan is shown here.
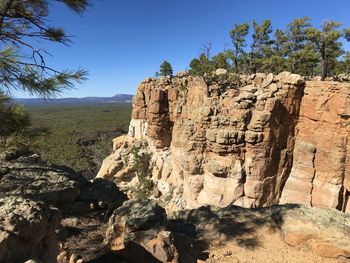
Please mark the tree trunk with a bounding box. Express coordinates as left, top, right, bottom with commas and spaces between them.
234, 45, 239, 74
320, 45, 326, 81
321, 57, 326, 81
249, 51, 253, 74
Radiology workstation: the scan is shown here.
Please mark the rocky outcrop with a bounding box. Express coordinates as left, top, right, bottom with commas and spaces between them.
0, 148, 126, 212
177, 203, 350, 260
104, 199, 179, 263
0, 196, 60, 263
280, 205, 350, 258
104, 199, 350, 261
97, 72, 350, 212
0, 148, 127, 262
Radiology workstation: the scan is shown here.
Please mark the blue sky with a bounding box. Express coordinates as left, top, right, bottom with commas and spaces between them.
13, 0, 350, 98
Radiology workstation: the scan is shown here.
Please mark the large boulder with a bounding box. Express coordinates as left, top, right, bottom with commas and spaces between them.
0, 154, 80, 206
0, 196, 60, 263
104, 199, 179, 263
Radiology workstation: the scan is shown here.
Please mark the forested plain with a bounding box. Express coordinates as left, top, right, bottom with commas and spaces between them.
28, 103, 131, 179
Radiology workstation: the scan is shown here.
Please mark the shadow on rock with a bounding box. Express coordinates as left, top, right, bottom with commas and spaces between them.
169, 204, 301, 252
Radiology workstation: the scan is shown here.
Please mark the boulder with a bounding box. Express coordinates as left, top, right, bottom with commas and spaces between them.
0, 196, 60, 263
104, 199, 179, 263
0, 151, 80, 206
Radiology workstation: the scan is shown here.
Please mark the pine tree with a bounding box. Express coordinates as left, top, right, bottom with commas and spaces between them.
229, 23, 249, 73
0, 0, 89, 97
212, 52, 230, 70
306, 20, 344, 80
189, 53, 215, 76
0, 0, 89, 148
0, 93, 30, 147
159, 61, 173, 76
262, 29, 288, 74
250, 19, 274, 73
284, 17, 314, 74
344, 52, 350, 74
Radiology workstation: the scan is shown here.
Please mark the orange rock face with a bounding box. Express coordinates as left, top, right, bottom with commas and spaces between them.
98, 72, 350, 212
280, 81, 350, 212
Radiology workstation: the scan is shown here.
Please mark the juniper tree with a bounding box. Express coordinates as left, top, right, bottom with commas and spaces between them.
212, 52, 230, 70
334, 52, 350, 75
0, 0, 89, 97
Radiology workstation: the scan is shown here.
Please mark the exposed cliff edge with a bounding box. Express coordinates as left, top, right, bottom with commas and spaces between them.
97, 71, 350, 213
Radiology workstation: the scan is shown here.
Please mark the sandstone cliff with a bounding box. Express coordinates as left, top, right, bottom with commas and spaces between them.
97, 72, 350, 213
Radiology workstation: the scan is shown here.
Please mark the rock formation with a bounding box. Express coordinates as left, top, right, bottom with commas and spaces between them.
0, 147, 127, 262
97, 71, 350, 213
280, 81, 350, 212
103, 199, 350, 262
0, 196, 60, 263
104, 199, 179, 263
0, 147, 126, 212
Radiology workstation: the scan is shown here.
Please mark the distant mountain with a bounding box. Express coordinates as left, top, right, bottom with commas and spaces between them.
14, 94, 134, 106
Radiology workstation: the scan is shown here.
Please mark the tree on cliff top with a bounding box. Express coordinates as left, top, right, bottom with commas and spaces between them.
229, 23, 249, 73
306, 20, 345, 80
250, 19, 274, 73
0, 0, 89, 97
159, 60, 173, 77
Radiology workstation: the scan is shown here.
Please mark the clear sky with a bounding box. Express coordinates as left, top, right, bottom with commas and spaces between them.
13, 0, 350, 98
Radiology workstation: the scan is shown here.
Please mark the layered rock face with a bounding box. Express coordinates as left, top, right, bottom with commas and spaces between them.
281, 81, 350, 212
97, 72, 350, 212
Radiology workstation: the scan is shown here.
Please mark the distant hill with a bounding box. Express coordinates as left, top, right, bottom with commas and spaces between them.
14, 94, 134, 106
